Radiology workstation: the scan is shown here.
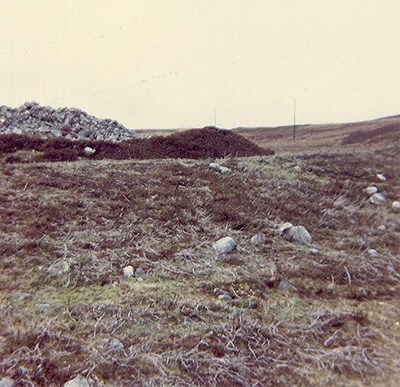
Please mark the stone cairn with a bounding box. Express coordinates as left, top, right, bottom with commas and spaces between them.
0, 101, 136, 142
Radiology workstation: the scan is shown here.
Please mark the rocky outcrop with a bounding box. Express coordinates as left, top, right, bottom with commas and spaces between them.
0, 101, 135, 142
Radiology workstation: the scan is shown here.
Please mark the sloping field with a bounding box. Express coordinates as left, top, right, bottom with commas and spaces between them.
234, 116, 400, 154
0, 145, 399, 385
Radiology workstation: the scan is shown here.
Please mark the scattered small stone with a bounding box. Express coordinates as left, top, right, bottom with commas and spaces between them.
38, 303, 51, 313
212, 236, 237, 254
63, 375, 90, 387
278, 222, 293, 235
209, 163, 231, 174
333, 196, 347, 209
309, 248, 319, 254
109, 338, 124, 351
0, 377, 16, 387
250, 234, 265, 245
293, 165, 301, 171
376, 173, 387, 181
47, 260, 70, 276
122, 265, 134, 278
135, 267, 145, 277
214, 288, 230, 296
278, 279, 293, 291
136, 277, 144, 283
15, 293, 34, 302
0, 336, 6, 352
219, 166, 231, 173
364, 186, 378, 195
377, 224, 386, 231
84, 146, 96, 156
369, 193, 387, 206
229, 310, 240, 319
285, 226, 312, 244
368, 249, 379, 257
218, 294, 232, 301
392, 201, 400, 211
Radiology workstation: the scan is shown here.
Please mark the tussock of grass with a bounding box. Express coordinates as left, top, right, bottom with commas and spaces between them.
0, 148, 399, 385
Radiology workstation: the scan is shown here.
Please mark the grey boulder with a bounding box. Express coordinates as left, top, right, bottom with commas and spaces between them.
0, 377, 16, 387
285, 226, 312, 244
63, 375, 90, 387
213, 237, 237, 254
369, 193, 387, 206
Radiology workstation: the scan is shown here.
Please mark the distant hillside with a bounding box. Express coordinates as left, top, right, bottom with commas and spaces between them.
233, 115, 400, 153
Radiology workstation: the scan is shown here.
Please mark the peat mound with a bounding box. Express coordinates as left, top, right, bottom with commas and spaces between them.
0, 127, 274, 162
134, 126, 275, 159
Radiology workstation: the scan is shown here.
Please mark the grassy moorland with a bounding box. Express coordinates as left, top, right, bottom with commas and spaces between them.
0, 131, 399, 385
234, 115, 400, 155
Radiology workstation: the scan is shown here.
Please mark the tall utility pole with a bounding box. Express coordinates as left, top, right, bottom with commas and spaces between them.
214, 107, 217, 127
293, 98, 296, 142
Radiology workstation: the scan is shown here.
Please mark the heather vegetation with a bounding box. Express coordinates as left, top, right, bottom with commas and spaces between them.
0, 127, 273, 163
0, 141, 399, 385
341, 123, 400, 145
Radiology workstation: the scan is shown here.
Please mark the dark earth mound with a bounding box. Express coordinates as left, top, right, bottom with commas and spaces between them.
0, 127, 274, 162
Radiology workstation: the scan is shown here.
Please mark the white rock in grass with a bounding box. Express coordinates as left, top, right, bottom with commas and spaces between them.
38, 303, 51, 313
368, 249, 379, 257
84, 146, 96, 156
135, 267, 145, 277
209, 163, 231, 174
218, 294, 232, 301
0, 377, 16, 387
278, 279, 293, 291
286, 226, 312, 244
365, 186, 378, 195
250, 234, 265, 245
278, 222, 293, 235
15, 293, 34, 302
376, 173, 387, 181
333, 196, 347, 209
369, 193, 387, 206
219, 166, 231, 174
377, 224, 386, 232
122, 265, 134, 278
47, 260, 70, 276
209, 162, 220, 170
63, 375, 90, 387
213, 236, 237, 254
392, 201, 400, 211
110, 338, 124, 351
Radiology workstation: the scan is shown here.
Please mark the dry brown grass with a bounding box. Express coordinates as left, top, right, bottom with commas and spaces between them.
234, 116, 400, 155
0, 145, 399, 386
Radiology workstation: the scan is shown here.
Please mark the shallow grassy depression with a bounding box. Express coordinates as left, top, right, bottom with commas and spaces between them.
0, 147, 399, 386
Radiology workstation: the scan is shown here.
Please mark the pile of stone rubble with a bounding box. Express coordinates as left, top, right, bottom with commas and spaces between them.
0, 102, 136, 142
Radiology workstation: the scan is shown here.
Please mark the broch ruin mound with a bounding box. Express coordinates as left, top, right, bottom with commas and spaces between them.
0, 101, 136, 142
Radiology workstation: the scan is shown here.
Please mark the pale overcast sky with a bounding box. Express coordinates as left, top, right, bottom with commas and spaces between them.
1, 0, 399, 129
